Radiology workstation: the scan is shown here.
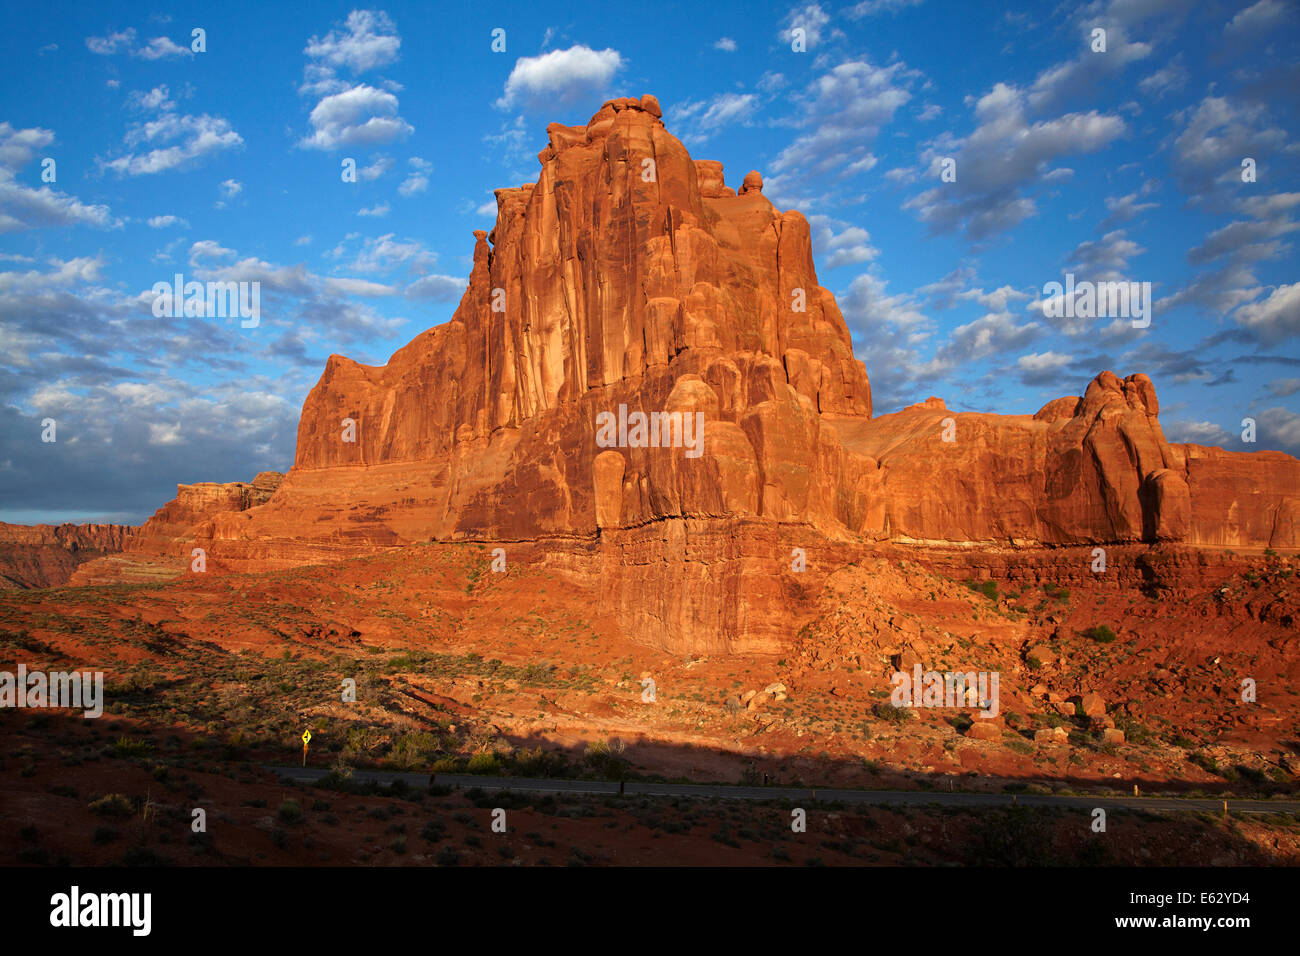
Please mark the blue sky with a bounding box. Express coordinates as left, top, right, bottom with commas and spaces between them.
1, 0, 1297, 524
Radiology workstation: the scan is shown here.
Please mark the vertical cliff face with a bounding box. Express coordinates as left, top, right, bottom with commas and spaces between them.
0, 523, 134, 589
127, 473, 284, 557
198, 93, 1298, 574
294, 94, 869, 477
235, 94, 873, 552
171, 93, 1298, 651
830, 371, 1299, 549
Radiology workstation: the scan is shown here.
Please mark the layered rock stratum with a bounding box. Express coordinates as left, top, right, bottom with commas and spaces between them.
0, 522, 133, 589
127, 472, 284, 557
18, 96, 1299, 650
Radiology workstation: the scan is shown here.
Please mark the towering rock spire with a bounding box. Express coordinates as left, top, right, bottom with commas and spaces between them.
187, 95, 1297, 625
277, 95, 876, 544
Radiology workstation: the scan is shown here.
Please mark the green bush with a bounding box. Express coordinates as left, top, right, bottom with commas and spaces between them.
964, 579, 999, 601
89, 794, 133, 818
506, 746, 571, 778
466, 752, 501, 775
420, 820, 446, 843
1115, 717, 1151, 745
1083, 625, 1117, 643
277, 799, 304, 824
108, 735, 153, 758
583, 738, 630, 779
387, 732, 441, 770
871, 702, 914, 724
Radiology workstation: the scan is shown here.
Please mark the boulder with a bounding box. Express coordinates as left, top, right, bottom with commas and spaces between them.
1026, 645, 1056, 667
1079, 692, 1107, 717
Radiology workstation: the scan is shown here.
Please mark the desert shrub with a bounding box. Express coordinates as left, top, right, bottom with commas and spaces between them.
1114, 717, 1151, 745
466, 752, 501, 775
420, 820, 446, 843
1233, 764, 1269, 788
343, 726, 385, 758
430, 756, 463, 773
506, 746, 571, 778
1084, 625, 1117, 643
523, 661, 556, 682
89, 794, 133, 817
108, 736, 152, 758
277, 799, 304, 824
871, 702, 914, 724
964, 579, 999, 601
387, 732, 441, 770
582, 738, 630, 780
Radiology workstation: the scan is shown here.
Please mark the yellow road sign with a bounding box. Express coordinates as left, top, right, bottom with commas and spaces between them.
302, 730, 312, 745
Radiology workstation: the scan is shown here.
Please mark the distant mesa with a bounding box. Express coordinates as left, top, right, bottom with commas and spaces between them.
0, 523, 133, 590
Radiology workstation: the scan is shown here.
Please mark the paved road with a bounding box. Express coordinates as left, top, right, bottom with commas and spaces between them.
265, 766, 1300, 815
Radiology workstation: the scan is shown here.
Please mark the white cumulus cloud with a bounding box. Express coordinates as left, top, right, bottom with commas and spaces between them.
496, 45, 624, 110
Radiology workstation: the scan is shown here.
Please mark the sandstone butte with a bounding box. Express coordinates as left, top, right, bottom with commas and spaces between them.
67, 95, 1300, 652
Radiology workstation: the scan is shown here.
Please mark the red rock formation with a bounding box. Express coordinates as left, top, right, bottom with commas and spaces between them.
831, 371, 1299, 549
0, 522, 133, 589
207, 95, 873, 576
96, 93, 1294, 651
130, 472, 284, 558
1181, 445, 1300, 548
